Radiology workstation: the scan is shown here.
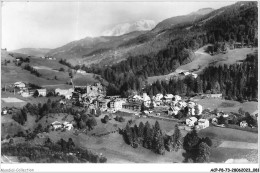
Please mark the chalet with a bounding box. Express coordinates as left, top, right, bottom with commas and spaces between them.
106, 95, 120, 99
37, 89, 47, 97
29, 89, 36, 96
173, 95, 181, 102
122, 102, 141, 111
98, 99, 110, 111
59, 100, 66, 105
55, 88, 74, 99
15, 57, 23, 62
187, 101, 196, 108
108, 100, 124, 111
251, 110, 258, 117
211, 118, 218, 125
171, 101, 178, 107
201, 93, 222, 98
163, 94, 174, 103
107, 109, 116, 113
194, 104, 203, 115
240, 121, 248, 128
132, 95, 142, 101
63, 122, 73, 130
234, 42, 243, 48
180, 71, 190, 76
177, 101, 187, 108
21, 91, 32, 97
2, 109, 7, 115
186, 117, 198, 127
14, 82, 26, 88
168, 106, 180, 116
51, 121, 63, 130
155, 93, 163, 101
190, 73, 198, 78
143, 110, 149, 115
72, 92, 81, 100
197, 119, 209, 129
142, 93, 151, 107
188, 107, 195, 116
76, 69, 86, 74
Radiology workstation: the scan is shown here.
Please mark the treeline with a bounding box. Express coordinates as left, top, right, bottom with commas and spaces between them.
23, 64, 41, 77
59, 59, 73, 68
145, 76, 203, 97
2, 138, 107, 163
121, 121, 182, 155
145, 52, 258, 101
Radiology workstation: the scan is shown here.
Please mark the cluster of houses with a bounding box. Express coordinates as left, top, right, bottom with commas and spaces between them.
179, 71, 198, 78
41, 56, 56, 60
10, 81, 47, 97
185, 117, 209, 130
51, 121, 73, 131
76, 69, 87, 74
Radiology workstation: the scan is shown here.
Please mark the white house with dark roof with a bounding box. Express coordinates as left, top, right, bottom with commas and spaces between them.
197, 119, 209, 129
14, 82, 26, 88
186, 117, 198, 127
37, 89, 47, 97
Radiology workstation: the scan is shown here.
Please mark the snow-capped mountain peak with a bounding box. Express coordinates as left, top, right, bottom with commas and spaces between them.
102, 19, 156, 36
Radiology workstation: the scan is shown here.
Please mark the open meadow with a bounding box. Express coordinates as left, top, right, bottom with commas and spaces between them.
194, 98, 258, 114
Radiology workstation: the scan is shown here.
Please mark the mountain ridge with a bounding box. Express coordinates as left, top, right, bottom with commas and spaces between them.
102, 19, 156, 36
11, 48, 51, 57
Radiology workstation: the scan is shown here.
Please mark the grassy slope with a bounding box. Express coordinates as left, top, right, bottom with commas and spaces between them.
1, 51, 102, 88
199, 126, 258, 143
1, 91, 62, 108
1, 63, 67, 86
195, 98, 258, 114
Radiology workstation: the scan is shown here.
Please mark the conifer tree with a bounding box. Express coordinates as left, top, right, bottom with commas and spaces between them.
173, 124, 182, 151
195, 142, 210, 163
125, 124, 133, 146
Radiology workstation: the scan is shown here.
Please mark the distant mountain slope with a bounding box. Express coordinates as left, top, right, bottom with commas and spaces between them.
45, 9, 216, 67
46, 2, 257, 71
46, 31, 146, 63
152, 8, 214, 32
11, 48, 51, 57
102, 19, 156, 36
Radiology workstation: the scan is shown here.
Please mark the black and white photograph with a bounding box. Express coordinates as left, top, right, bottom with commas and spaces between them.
1, 0, 259, 172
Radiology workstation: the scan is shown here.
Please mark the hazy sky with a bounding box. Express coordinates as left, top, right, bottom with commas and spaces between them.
2, 1, 235, 50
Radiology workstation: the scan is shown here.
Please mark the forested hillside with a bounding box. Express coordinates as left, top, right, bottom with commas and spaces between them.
145, 51, 258, 101
59, 2, 257, 99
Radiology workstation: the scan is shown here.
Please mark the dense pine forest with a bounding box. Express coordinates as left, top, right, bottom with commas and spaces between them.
145, 52, 258, 101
